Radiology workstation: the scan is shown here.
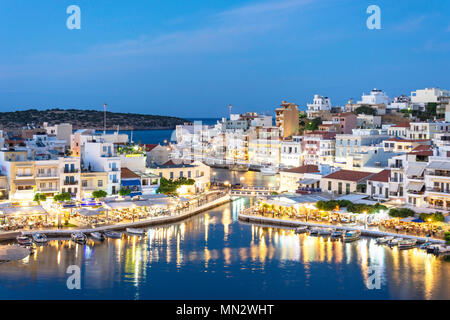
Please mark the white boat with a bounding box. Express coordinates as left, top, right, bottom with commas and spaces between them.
294, 226, 308, 234
343, 230, 361, 242
388, 238, 403, 246
104, 230, 122, 239
340, 218, 350, 223
260, 166, 278, 175
32, 233, 48, 244
398, 239, 417, 249
230, 164, 249, 172
376, 236, 394, 244
318, 228, 333, 236
126, 228, 146, 236
16, 236, 32, 246
71, 232, 87, 243
90, 232, 105, 241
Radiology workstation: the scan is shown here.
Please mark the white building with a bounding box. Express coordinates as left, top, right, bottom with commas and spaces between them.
411, 87, 450, 104
306, 94, 331, 118
280, 136, 303, 168
82, 141, 121, 195
43, 123, 73, 146
358, 88, 389, 106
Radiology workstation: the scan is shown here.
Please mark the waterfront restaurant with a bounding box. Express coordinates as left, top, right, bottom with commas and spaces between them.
0, 205, 50, 231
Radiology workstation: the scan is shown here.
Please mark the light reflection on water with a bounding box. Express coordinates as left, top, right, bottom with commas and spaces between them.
0, 197, 448, 300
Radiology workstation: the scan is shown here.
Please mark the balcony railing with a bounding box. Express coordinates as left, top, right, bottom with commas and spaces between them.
63, 169, 79, 173
389, 164, 403, 169
426, 187, 450, 194
16, 173, 33, 178
64, 181, 78, 186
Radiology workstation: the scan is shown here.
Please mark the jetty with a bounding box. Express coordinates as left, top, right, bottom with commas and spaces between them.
238, 212, 446, 245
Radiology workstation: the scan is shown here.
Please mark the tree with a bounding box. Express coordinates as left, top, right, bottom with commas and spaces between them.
53, 192, 72, 202
92, 190, 107, 199
157, 177, 196, 195
119, 188, 132, 196
305, 117, 322, 131
355, 105, 376, 115
388, 208, 415, 218
419, 212, 444, 223
34, 193, 46, 203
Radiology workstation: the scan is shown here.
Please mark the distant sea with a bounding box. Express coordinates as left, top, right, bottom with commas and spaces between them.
105, 118, 220, 145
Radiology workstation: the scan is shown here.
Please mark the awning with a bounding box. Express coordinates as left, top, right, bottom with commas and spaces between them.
297, 178, 319, 185
121, 179, 141, 187
428, 161, 450, 170
0, 205, 48, 216
14, 180, 35, 186
406, 182, 424, 192
406, 166, 425, 177
389, 183, 399, 192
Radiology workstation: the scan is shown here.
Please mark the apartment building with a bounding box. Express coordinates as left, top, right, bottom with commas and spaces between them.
279, 165, 319, 193
280, 136, 303, 168
331, 113, 357, 134
425, 146, 450, 211
302, 131, 336, 166
248, 127, 281, 167
306, 94, 332, 119
366, 169, 390, 200
321, 169, 374, 195
43, 122, 73, 146
275, 101, 299, 138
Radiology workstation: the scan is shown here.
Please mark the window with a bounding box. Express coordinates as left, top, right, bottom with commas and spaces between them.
98, 180, 103, 187
82, 180, 87, 187
180, 171, 183, 178
188, 171, 191, 178
170, 172, 174, 179
345, 183, 350, 195
338, 182, 342, 194
328, 181, 332, 191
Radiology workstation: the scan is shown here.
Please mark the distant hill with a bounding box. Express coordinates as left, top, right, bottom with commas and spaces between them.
0, 108, 190, 130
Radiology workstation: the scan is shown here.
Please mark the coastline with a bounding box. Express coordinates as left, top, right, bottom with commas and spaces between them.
0, 194, 232, 241
238, 212, 446, 244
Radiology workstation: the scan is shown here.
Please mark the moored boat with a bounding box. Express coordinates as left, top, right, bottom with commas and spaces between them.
90, 232, 105, 241
104, 230, 122, 239
376, 236, 394, 244
331, 229, 343, 238
71, 232, 87, 243
32, 233, 48, 244
318, 228, 333, 236
343, 230, 361, 242
419, 242, 432, 250
260, 166, 278, 175
388, 237, 402, 246
307, 227, 320, 236
230, 164, 249, 172
294, 226, 308, 234
126, 228, 146, 236
398, 239, 417, 249
16, 235, 32, 246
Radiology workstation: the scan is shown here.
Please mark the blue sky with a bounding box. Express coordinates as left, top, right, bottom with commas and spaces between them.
0, 0, 449, 118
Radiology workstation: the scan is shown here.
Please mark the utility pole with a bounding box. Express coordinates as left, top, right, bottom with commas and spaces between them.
103, 103, 107, 134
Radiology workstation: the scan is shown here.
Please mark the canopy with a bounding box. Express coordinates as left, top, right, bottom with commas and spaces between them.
78, 208, 105, 217
406, 166, 425, 177
389, 183, 399, 192
428, 161, 450, 170
412, 218, 424, 223
297, 178, 319, 185
406, 182, 424, 192
105, 201, 135, 210
0, 205, 48, 216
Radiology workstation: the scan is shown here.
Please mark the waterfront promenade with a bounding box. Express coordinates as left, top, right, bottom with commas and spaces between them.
238, 211, 447, 245
0, 192, 231, 241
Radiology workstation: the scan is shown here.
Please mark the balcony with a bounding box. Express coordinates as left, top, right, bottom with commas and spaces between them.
36, 173, 59, 179
63, 180, 79, 186
426, 187, 450, 194
389, 164, 403, 169
406, 175, 424, 181
15, 173, 33, 179
38, 188, 59, 193
63, 169, 79, 174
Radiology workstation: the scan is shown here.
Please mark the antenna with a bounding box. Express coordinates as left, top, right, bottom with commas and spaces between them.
103, 103, 107, 134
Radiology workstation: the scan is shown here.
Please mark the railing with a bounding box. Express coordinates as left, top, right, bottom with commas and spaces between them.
15, 173, 33, 178
63, 181, 78, 186
63, 169, 79, 173
36, 173, 58, 178
426, 187, 450, 193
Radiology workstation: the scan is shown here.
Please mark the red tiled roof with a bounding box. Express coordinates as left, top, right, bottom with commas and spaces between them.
411, 145, 431, 152
392, 122, 410, 128
385, 138, 430, 143
367, 169, 390, 183
323, 169, 374, 182
121, 167, 140, 179
281, 165, 319, 174
333, 112, 356, 118
162, 160, 176, 166
144, 144, 159, 152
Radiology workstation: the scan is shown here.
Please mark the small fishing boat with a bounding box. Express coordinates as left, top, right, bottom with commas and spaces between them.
126, 228, 146, 236
308, 227, 320, 236
71, 232, 87, 243
419, 242, 432, 250
331, 229, 343, 238
32, 233, 48, 244
388, 237, 403, 246
260, 166, 278, 175
294, 226, 308, 234
376, 236, 394, 244
90, 232, 105, 241
104, 230, 122, 239
398, 239, 417, 250
343, 230, 361, 242
318, 228, 333, 236
16, 235, 32, 246
340, 217, 350, 223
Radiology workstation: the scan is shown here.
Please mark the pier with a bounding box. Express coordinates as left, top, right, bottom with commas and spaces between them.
231, 186, 277, 197
238, 212, 447, 244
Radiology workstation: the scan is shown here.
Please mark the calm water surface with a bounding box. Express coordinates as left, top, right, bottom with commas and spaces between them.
0, 198, 449, 300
